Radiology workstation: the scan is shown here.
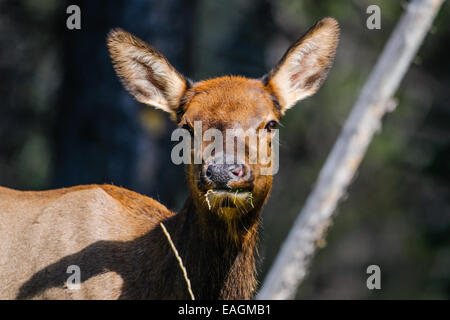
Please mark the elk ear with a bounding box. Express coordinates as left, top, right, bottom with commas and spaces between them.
265, 17, 339, 113
107, 29, 189, 117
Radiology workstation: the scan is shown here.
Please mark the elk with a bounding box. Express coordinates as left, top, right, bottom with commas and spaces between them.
0, 18, 339, 299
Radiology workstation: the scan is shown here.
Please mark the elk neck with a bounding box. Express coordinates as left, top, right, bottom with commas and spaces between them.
152, 195, 263, 299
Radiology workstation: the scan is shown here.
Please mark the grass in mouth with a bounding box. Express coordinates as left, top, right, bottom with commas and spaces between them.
205, 189, 254, 211
205, 189, 215, 210
233, 189, 254, 208
233, 189, 240, 205
248, 192, 254, 208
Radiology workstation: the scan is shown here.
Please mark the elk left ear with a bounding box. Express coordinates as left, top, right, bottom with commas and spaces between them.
265, 17, 339, 113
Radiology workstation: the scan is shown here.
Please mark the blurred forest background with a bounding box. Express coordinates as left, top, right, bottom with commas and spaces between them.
0, 0, 449, 299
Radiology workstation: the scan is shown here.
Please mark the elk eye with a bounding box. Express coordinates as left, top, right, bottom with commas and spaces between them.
265, 120, 278, 132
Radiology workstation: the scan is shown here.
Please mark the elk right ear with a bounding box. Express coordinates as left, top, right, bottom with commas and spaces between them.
107, 29, 189, 118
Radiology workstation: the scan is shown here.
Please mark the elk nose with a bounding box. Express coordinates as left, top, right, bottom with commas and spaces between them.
205, 163, 245, 189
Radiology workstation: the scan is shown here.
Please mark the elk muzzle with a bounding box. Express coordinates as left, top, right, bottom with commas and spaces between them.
200, 156, 254, 191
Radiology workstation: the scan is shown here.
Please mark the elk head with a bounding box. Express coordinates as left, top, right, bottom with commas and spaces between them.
107, 18, 339, 223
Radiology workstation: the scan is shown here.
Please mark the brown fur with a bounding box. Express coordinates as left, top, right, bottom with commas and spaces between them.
0, 18, 339, 299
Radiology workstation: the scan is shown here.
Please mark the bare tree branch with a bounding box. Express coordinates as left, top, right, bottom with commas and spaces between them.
257, 0, 445, 300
